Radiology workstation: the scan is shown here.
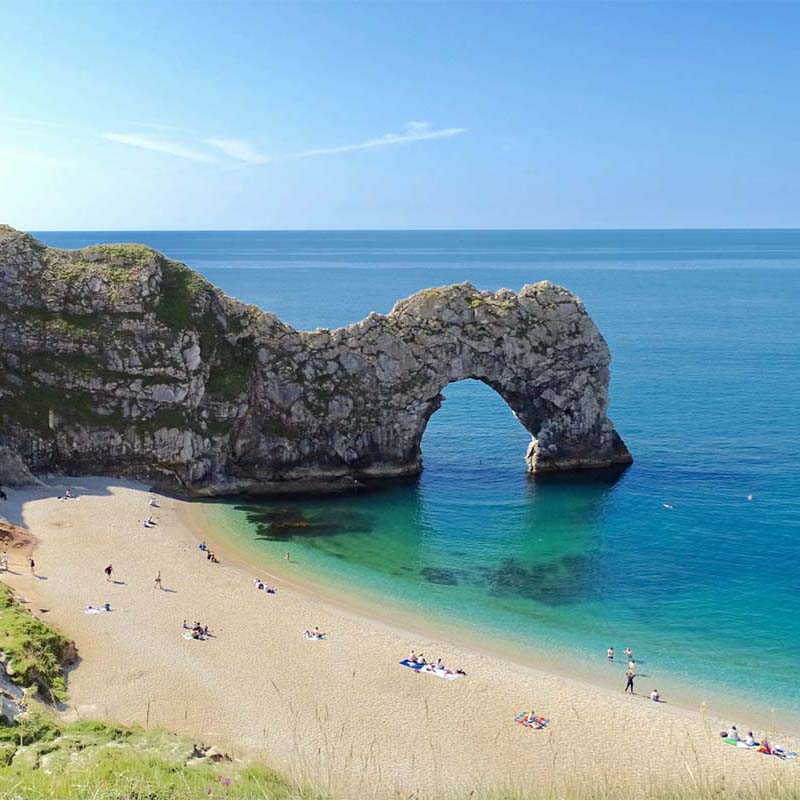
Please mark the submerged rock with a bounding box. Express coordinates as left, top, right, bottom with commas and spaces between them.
420, 567, 460, 586
0, 226, 632, 496
487, 554, 597, 605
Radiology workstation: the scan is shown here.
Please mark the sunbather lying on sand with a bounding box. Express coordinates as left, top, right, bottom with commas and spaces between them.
304, 627, 325, 640
405, 651, 464, 674
84, 603, 111, 614
515, 710, 549, 729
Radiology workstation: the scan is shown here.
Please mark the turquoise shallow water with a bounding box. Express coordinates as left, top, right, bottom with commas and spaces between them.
37, 230, 800, 716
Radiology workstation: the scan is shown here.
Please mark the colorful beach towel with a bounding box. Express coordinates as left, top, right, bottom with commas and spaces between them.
399, 660, 460, 680
723, 739, 797, 759
515, 711, 549, 730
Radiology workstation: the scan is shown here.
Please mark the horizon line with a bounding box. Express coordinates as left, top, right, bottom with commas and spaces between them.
27, 226, 800, 234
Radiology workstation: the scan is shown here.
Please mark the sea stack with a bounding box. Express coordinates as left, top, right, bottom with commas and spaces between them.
0, 226, 632, 495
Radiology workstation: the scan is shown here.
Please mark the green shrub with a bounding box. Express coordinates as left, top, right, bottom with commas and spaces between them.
0, 585, 71, 701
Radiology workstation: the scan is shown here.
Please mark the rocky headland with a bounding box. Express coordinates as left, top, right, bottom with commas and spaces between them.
0, 225, 631, 495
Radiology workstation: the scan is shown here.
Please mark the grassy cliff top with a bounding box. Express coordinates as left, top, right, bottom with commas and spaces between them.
0, 715, 307, 800
0, 584, 72, 702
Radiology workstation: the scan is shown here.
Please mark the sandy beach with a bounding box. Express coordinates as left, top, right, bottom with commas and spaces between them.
1, 477, 797, 798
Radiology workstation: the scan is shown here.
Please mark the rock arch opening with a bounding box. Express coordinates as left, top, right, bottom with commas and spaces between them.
418, 379, 534, 478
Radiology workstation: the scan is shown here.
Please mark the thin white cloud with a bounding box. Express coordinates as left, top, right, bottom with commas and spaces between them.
0, 115, 76, 130
9, 119, 464, 167
281, 121, 466, 161
100, 132, 216, 163
204, 138, 267, 164
130, 122, 196, 134
0, 146, 71, 166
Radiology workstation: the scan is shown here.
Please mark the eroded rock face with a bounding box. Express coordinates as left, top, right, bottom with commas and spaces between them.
0, 226, 631, 495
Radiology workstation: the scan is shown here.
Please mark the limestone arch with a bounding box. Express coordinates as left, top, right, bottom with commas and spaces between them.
328, 280, 633, 479
0, 225, 632, 495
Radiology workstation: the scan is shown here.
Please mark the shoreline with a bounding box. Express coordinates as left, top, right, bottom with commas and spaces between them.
189, 501, 800, 736
2, 476, 798, 798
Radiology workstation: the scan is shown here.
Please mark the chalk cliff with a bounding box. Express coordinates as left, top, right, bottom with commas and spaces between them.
0, 226, 631, 495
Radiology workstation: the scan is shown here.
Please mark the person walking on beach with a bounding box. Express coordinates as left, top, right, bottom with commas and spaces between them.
0, 551, 8, 571
625, 666, 636, 694
29, 557, 36, 576
104, 564, 113, 582
154, 570, 162, 590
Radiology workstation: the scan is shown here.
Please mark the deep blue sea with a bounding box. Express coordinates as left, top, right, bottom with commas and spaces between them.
35, 230, 800, 719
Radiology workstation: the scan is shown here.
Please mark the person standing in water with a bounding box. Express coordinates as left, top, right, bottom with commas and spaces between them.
625, 666, 636, 694
154, 570, 162, 590
607, 647, 614, 661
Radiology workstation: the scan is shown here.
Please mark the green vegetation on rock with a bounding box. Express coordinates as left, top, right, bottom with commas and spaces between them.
82, 243, 156, 267
0, 378, 114, 436
205, 336, 256, 400
154, 260, 210, 331
48, 243, 157, 289
0, 585, 72, 701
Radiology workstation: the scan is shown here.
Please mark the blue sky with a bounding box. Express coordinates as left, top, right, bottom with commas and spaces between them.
1, 1, 798, 230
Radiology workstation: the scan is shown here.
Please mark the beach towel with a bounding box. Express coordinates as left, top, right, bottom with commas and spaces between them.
515, 711, 549, 729
84, 607, 103, 615
723, 739, 797, 759
399, 660, 460, 680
